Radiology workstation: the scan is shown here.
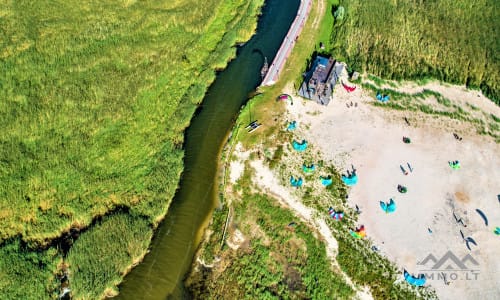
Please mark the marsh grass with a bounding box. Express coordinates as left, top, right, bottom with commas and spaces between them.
0, 0, 265, 298
331, 0, 500, 104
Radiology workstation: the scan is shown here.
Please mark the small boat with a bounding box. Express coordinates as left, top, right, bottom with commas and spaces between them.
248, 122, 261, 133
245, 120, 258, 129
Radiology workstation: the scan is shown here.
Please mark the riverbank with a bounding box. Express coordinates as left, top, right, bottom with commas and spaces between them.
116, 0, 303, 299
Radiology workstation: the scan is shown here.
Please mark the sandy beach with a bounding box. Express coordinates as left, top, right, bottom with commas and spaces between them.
283, 80, 500, 299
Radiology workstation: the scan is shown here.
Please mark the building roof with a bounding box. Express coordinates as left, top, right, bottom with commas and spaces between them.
298, 56, 343, 105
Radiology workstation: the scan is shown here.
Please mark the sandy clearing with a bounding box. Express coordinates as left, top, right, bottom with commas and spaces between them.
285, 80, 500, 300
229, 143, 249, 184
250, 160, 337, 253
250, 159, 373, 300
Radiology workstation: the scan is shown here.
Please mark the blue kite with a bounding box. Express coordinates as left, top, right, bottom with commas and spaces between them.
380, 198, 396, 213
376, 93, 390, 103
292, 140, 308, 152
341, 174, 358, 186
290, 176, 303, 188
320, 176, 333, 186
287, 121, 297, 131
404, 269, 426, 287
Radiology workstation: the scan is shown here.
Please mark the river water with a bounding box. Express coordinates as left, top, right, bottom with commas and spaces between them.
116, 1, 300, 298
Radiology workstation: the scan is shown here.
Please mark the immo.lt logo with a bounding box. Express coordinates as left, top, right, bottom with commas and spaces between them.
418, 250, 480, 283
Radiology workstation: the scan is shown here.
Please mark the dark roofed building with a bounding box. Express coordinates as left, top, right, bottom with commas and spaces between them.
298, 56, 343, 105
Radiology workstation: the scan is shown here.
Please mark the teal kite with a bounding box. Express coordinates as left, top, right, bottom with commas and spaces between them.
290, 176, 303, 188
404, 270, 426, 287
320, 176, 332, 186
302, 164, 315, 173
292, 140, 308, 151
380, 198, 396, 213
341, 174, 358, 186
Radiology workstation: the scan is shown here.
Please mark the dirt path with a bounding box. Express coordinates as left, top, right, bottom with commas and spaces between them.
250, 159, 373, 300
311, 0, 325, 29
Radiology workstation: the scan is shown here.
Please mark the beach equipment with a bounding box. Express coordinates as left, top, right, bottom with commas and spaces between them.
400, 165, 408, 175
397, 185, 407, 193
341, 174, 358, 186
465, 237, 477, 250
380, 198, 396, 213
342, 81, 356, 92
404, 270, 426, 287
320, 175, 333, 186
302, 164, 315, 173
449, 160, 461, 169
494, 227, 500, 235
350, 225, 366, 239
290, 176, 303, 188
292, 140, 308, 151
328, 207, 344, 220
376, 93, 390, 103
277, 94, 293, 103
287, 121, 297, 131
460, 230, 478, 250
476, 209, 488, 226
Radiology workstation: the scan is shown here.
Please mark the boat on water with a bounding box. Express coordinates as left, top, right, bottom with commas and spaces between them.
260, 57, 268, 79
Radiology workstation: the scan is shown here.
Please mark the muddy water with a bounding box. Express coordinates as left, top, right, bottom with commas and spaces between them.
116, 1, 300, 298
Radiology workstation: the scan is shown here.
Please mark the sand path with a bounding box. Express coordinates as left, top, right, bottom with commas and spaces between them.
249, 159, 373, 300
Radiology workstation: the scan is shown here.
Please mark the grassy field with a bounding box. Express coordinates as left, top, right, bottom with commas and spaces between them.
0, 0, 264, 298
186, 190, 355, 299
330, 0, 500, 104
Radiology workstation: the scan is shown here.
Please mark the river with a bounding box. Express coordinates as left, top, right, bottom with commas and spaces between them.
116, 0, 300, 298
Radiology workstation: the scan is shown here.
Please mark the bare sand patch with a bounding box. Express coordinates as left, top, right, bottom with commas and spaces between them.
229, 143, 249, 184
285, 81, 500, 299
249, 159, 373, 300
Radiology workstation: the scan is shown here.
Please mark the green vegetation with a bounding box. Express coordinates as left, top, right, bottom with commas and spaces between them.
361, 82, 499, 142
330, 0, 500, 104
0, 0, 264, 298
66, 214, 152, 299
186, 192, 354, 299
0, 240, 60, 299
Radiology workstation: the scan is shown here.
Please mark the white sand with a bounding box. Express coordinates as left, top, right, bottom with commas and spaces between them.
286, 81, 500, 299
250, 159, 373, 300
229, 144, 250, 184
250, 159, 338, 255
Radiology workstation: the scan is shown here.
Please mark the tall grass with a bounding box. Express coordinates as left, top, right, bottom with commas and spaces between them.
0, 240, 60, 300
331, 0, 500, 104
0, 0, 265, 298
186, 193, 354, 299
66, 214, 152, 299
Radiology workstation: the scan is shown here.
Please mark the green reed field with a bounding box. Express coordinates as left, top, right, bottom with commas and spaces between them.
0, 0, 264, 298
329, 0, 499, 104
